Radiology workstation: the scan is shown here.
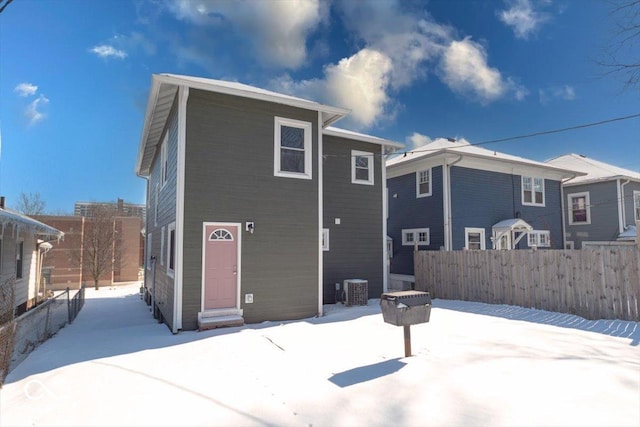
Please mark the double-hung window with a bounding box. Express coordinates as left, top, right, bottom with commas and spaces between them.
634, 191, 640, 221
522, 176, 545, 206
416, 169, 432, 197
402, 228, 430, 246
274, 117, 312, 179
568, 192, 590, 225
16, 240, 24, 279
528, 230, 551, 247
465, 228, 485, 250
167, 222, 176, 278
352, 150, 374, 185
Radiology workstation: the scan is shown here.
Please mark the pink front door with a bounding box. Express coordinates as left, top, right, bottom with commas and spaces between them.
204, 225, 238, 310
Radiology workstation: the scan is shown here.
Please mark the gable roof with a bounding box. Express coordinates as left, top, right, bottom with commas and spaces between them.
386, 138, 582, 180
545, 153, 640, 185
324, 126, 403, 149
136, 74, 350, 177
0, 208, 64, 240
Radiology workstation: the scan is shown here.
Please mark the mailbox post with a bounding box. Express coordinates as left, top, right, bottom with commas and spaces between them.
380, 290, 432, 357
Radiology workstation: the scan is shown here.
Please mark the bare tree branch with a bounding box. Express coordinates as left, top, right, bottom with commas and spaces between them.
16, 192, 46, 216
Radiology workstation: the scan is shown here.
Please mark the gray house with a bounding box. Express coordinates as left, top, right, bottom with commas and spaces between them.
386, 138, 581, 287
546, 153, 640, 248
135, 74, 401, 332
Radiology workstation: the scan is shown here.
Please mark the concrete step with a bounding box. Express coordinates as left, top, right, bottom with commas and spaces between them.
198, 314, 244, 331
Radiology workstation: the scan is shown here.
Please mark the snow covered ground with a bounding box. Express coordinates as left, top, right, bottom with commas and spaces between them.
1, 283, 638, 427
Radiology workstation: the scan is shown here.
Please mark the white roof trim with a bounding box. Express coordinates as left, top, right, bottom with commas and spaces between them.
0, 208, 64, 239
324, 126, 403, 149
492, 218, 533, 232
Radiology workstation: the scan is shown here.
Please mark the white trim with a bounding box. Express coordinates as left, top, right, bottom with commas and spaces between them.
200, 222, 242, 314
160, 226, 165, 266
15, 238, 24, 281
616, 179, 624, 233
567, 191, 591, 225
416, 169, 432, 198
351, 150, 374, 185
174, 85, 188, 333
323, 126, 403, 149
322, 228, 329, 251
166, 223, 176, 278
317, 110, 323, 318
402, 228, 430, 246
464, 227, 486, 250
382, 147, 388, 293
274, 116, 312, 180
528, 230, 551, 247
160, 133, 168, 188
521, 176, 545, 207
154, 183, 159, 227
634, 191, 640, 222
443, 159, 450, 250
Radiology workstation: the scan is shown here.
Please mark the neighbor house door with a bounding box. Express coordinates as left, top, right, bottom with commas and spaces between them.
203, 224, 238, 310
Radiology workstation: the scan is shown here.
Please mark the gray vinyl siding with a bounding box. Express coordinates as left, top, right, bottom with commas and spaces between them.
564, 180, 623, 248
322, 136, 384, 303
623, 181, 640, 226
387, 166, 444, 276
181, 89, 319, 328
144, 96, 178, 330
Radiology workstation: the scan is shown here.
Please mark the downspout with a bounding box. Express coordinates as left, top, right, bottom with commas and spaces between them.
619, 179, 631, 233
443, 155, 463, 251
382, 145, 389, 293
560, 173, 578, 249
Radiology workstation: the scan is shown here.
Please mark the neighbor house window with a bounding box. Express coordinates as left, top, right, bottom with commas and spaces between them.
154, 184, 159, 227
402, 228, 430, 246
351, 150, 374, 185
568, 192, 590, 225
416, 169, 432, 197
167, 222, 176, 278
16, 240, 24, 279
522, 176, 545, 206
634, 191, 640, 221
465, 228, 485, 250
146, 233, 153, 271
322, 229, 329, 251
160, 133, 168, 187
274, 117, 312, 179
528, 230, 551, 247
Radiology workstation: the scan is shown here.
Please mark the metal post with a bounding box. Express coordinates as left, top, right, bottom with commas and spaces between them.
66, 287, 71, 324
404, 325, 412, 357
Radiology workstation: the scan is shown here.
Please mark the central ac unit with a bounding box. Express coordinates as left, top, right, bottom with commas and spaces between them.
343, 279, 368, 306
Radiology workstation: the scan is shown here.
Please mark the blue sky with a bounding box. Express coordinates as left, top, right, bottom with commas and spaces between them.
1, 0, 638, 213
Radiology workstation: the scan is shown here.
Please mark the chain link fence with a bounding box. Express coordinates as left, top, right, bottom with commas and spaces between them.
0, 283, 85, 386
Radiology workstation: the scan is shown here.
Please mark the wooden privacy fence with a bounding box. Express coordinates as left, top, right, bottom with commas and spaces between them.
414, 247, 640, 321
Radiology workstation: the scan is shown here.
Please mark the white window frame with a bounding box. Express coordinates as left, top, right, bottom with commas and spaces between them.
160, 226, 165, 266
402, 228, 430, 246
464, 227, 486, 250
416, 169, 432, 198
274, 117, 312, 180
634, 191, 640, 222
528, 230, 551, 247
160, 133, 168, 188
351, 150, 374, 185
322, 229, 329, 251
146, 233, 153, 271
568, 191, 591, 225
522, 176, 545, 207
16, 239, 24, 280
167, 222, 176, 278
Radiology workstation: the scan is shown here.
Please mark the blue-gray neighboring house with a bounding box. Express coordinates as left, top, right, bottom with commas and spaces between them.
386, 138, 582, 286
546, 153, 640, 249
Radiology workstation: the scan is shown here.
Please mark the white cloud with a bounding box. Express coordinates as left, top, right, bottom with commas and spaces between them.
167, 0, 325, 69
25, 94, 49, 126
539, 84, 576, 104
270, 49, 394, 128
408, 133, 433, 149
439, 38, 508, 103
90, 45, 128, 59
14, 83, 38, 97
498, 0, 549, 39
